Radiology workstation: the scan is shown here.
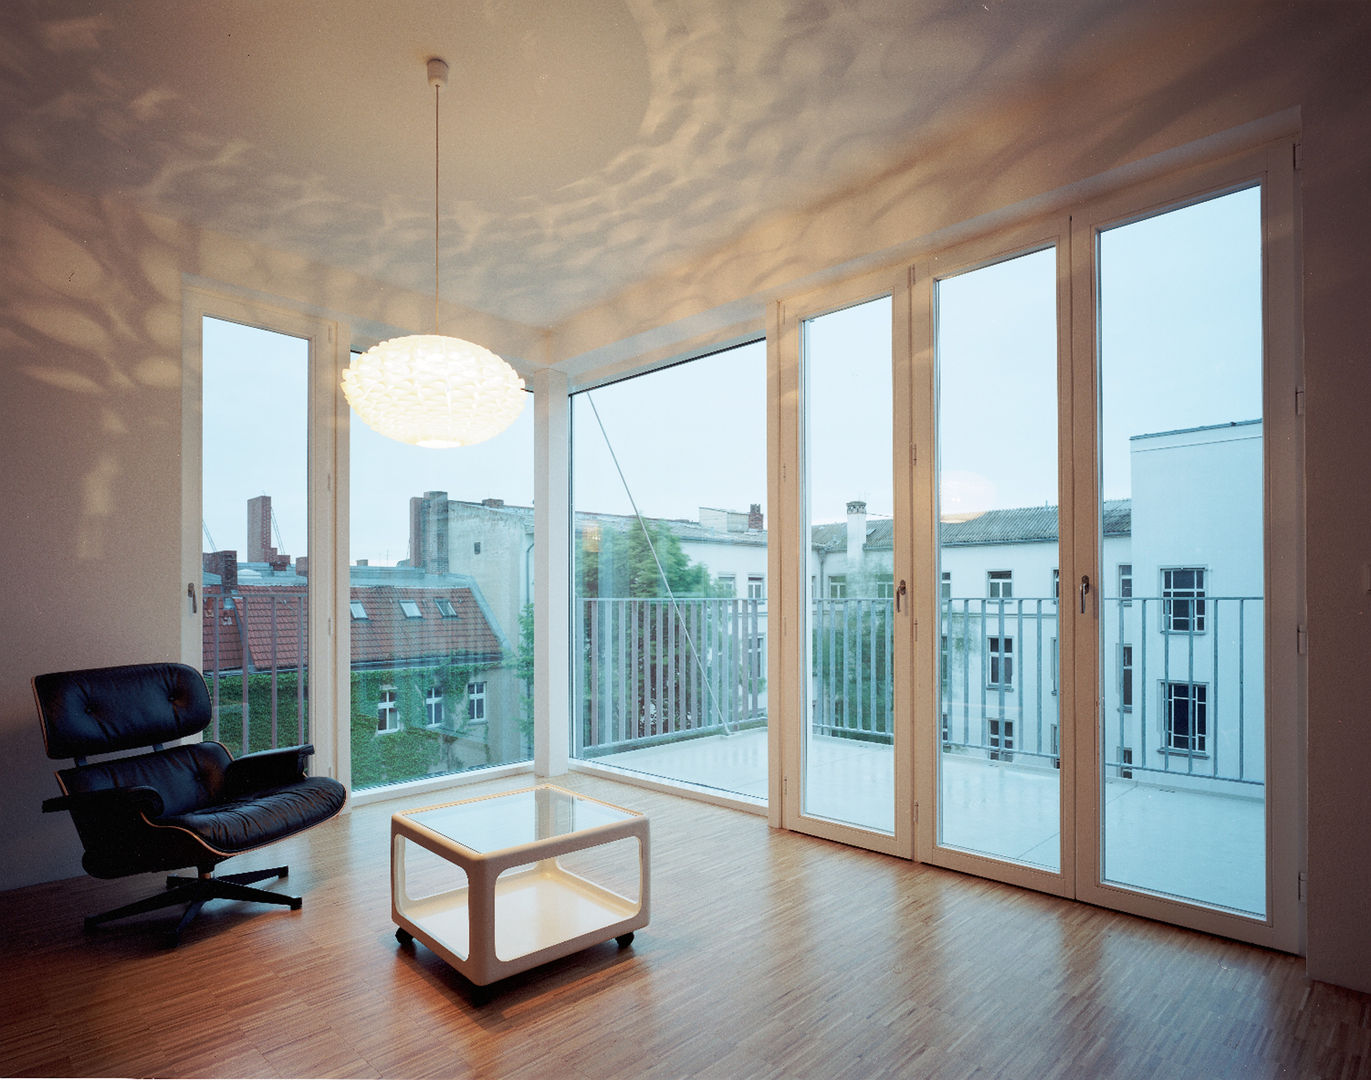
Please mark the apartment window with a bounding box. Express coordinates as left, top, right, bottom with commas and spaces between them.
988, 570, 1012, 599
399, 600, 422, 619
467, 680, 487, 723
425, 686, 445, 728
1119, 563, 1133, 605
434, 597, 458, 618
1162, 567, 1207, 633
747, 575, 765, 601
987, 635, 1014, 689
828, 576, 847, 599
1164, 681, 1207, 754
749, 634, 766, 679
1120, 644, 1134, 711
1052, 569, 1060, 599
350, 601, 369, 620
717, 574, 736, 596
377, 687, 398, 733
941, 571, 952, 601
876, 580, 896, 600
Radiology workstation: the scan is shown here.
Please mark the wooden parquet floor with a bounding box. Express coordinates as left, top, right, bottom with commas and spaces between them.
2, 772, 1368, 1079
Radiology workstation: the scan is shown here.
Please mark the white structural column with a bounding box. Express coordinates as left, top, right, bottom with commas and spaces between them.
533, 368, 571, 776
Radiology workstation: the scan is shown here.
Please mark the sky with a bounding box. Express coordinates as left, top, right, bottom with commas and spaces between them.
201, 186, 1261, 568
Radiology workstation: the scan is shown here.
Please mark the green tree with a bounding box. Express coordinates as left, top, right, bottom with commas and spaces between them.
578, 519, 720, 599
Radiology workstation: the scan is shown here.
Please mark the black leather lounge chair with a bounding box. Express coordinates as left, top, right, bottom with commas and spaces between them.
34, 661, 348, 945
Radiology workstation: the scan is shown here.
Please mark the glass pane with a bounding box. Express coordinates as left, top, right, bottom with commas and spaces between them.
1098, 187, 1265, 915
935, 248, 1061, 871
803, 297, 894, 833
406, 787, 635, 852
201, 317, 310, 752
571, 342, 767, 800
348, 370, 534, 791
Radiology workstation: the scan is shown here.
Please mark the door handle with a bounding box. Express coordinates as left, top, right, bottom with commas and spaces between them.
895, 579, 907, 612
1079, 574, 1091, 614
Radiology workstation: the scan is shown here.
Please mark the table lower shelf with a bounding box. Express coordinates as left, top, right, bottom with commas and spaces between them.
395, 862, 644, 983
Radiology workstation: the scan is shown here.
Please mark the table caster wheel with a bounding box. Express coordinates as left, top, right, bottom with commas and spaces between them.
615, 932, 635, 948
395, 927, 414, 945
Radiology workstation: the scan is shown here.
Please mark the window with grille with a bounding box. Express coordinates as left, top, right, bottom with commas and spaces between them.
987, 635, 1014, 689
1162, 567, 1206, 633
1164, 681, 1207, 754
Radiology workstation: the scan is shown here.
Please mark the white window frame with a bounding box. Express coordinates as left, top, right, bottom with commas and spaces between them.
1162, 680, 1208, 756
987, 570, 1013, 599
987, 634, 1014, 690
1161, 566, 1207, 634
467, 680, 487, 724
377, 686, 398, 733
425, 685, 445, 728
181, 287, 346, 784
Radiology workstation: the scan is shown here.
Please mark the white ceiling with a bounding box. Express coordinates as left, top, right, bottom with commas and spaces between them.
0, 0, 1159, 329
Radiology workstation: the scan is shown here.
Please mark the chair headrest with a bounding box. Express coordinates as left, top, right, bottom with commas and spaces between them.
34, 663, 212, 760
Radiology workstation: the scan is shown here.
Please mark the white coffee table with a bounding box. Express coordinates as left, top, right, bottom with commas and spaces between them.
391, 784, 649, 987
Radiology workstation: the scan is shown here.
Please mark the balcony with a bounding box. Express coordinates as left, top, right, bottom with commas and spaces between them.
584, 594, 1266, 915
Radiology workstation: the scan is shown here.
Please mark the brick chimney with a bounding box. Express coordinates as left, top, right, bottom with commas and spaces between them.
202, 550, 238, 588
482, 497, 505, 508
748, 503, 764, 531
846, 500, 867, 565
247, 495, 275, 563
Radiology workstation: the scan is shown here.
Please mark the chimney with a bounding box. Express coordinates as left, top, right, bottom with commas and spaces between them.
202, 550, 238, 588
846, 500, 867, 565
247, 495, 275, 563
748, 503, 764, 531
295, 556, 308, 577
482, 497, 505, 508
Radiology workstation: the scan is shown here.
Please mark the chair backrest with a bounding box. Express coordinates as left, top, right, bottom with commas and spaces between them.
34, 662, 212, 762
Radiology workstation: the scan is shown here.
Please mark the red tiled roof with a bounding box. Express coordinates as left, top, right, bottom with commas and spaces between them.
349, 585, 504, 669
203, 584, 503, 675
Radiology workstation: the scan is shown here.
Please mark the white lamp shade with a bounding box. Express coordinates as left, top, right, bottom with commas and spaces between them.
342, 334, 527, 449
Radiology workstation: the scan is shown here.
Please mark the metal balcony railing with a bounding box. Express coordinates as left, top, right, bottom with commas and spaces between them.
576, 597, 766, 755
201, 584, 308, 754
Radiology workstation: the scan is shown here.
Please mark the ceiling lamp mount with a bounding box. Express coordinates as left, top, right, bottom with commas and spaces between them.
342, 56, 526, 450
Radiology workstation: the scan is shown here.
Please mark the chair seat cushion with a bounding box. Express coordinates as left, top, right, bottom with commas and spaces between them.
155, 776, 346, 856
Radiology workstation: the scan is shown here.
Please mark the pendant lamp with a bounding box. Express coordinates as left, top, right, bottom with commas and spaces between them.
342, 58, 526, 449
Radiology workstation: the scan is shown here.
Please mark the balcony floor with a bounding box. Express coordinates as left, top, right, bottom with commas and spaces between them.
592, 728, 1265, 915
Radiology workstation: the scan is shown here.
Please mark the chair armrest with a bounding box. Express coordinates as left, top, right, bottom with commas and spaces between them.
42, 785, 165, 818
224, 744, 315, 796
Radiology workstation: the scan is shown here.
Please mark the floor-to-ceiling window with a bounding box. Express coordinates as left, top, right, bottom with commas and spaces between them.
934, 246, 1063, 873
347, 368, 535, 792
1092, 187, 1267, 916
906, 143, 1299, 949
569, 340, 767, 801
200, 316, 312, 753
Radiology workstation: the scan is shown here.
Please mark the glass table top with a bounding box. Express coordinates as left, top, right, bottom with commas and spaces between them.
402, 785, 637, 854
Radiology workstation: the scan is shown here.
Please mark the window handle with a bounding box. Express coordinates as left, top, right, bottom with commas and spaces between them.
187, 582, 198, 614
895, 579, 907, 612
1080, 574, 1091, 614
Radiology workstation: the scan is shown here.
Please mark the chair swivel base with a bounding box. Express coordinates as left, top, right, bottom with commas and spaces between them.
84, 865, 301, 945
